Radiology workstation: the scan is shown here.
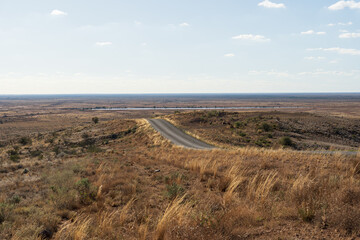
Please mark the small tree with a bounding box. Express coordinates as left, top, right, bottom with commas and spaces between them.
92, 117, 99, 124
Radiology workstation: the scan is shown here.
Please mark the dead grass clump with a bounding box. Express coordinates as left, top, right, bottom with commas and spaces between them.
247, 171, 278, 203
218, 205, 260, 237
55, 215, 92, 240
350, 157, 360, 175
154, 195, 190, 240
328, 206, 360, 235
290, 174, 330, 223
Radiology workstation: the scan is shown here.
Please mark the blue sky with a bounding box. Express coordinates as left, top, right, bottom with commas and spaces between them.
0, 0, 359, 94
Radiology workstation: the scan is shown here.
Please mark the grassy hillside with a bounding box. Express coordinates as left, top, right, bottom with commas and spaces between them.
166, 111, 360, 151
1, 117, 360, 239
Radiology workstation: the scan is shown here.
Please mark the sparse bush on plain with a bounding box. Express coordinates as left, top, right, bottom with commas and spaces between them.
76, 178, 97, 205
280, 136, 293, 146
7, 149, 20, 162
260, 122, 271, 132
166, 183, 184, 200
92, 117, 99, 124
19, 136, 32, 146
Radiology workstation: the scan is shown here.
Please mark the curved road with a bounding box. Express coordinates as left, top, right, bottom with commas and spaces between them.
148, 119, 358, 156
147, 119, 215, 150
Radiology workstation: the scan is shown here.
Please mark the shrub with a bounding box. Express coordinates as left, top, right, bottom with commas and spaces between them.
0, 203, 9, 224
234, 121, 242, 128
19, 137, 32, 146
166, 183, 184, 200
8, 149, 20, 162
92, 117, 99, 124
260, 123, 271, 132
76, 178, 97, 205
30, 149, 43, 158
279, 137, 293, 146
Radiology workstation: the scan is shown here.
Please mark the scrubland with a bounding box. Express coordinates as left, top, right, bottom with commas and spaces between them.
166, 111, 360, 151
1, 114, 360, 239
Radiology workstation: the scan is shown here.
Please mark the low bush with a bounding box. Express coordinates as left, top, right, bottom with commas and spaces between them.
279, 136, 293, 146
19, 137, 32, 146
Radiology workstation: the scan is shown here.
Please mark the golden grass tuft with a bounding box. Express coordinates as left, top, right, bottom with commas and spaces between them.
154, 195, 190, 240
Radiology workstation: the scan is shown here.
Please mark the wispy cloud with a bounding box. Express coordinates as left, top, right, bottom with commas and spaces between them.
96, 42, 113, 46
304, 56, 326, 60
224, 53, 235, 57
339, 32, 360, 38
258, 0, 286, 8
179, 22, 190, 27
50, 9, 67, 16
301, 30, 326, 35
232, 34, 270, 42
328, 1, 360, 10
249, 70, 289, 77
308, 47, 360, 55
328, 21, 353, 27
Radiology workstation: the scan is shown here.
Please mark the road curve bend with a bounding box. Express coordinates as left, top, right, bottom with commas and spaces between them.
147, 119, 215, 150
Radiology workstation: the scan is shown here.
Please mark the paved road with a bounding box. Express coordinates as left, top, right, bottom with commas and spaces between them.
147, 119, 358, 156
147, 119, 215, 150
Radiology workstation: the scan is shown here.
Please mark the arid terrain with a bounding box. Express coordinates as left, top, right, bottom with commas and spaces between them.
1, 94, 360, 239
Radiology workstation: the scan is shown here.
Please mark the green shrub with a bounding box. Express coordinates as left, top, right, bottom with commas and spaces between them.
92, 117, 99, 124
19, 137, 32, 146
166, 183, 184, 200
0, 203, 9, 224
234, 121, 242, 128
8, 195, 21, 204
76, 178, 97, 204
260, 123, 271, 132
8, 149, 20, 162
87, 145, 102, 153
30, 149, 43, 158
279, 137, 293, 146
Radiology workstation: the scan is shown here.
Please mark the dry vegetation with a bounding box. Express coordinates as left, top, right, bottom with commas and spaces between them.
1, 95, 360, 239
166, 110, 360, 151
1, 115, 360, 239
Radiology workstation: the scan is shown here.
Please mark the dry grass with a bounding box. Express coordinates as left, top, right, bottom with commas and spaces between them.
2, 116, 360, 239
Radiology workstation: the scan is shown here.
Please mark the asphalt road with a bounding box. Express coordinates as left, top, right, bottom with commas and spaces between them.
147, 119, 215, 150
147, 119, 358, 156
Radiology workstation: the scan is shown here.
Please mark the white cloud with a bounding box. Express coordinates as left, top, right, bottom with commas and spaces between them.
258, 0, 286, 8
328, 1, 360, 10
248, 70, 289, 77
179, 22, 190, 27
224, 53, 235, 57
298, 69, 360, 77
232, 34, 270, 42
304, 56, 326, 60
301, 30, 326, 35
301, 30, 315, 35
50, 9, 67, 16
328, 21, 353, 26
134, 21, 142, 25
308, 47, 360, 55
340, 21, 353, 25
95, 42, 113, 46
339, 32, 360, 38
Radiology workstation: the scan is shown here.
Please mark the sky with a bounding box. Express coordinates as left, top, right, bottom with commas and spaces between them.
0, 0, 360, 94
